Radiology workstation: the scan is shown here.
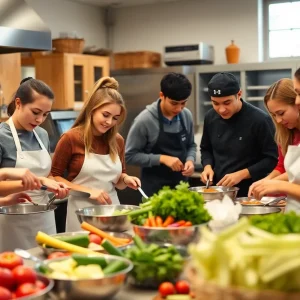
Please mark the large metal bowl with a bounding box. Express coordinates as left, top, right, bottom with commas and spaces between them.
0, 203, 56, 214
189, 186, 239, 202
240, 206, 281, 217
38, 231, 133, 256
19, 274, 54, 300
132, 222, 207, 246
124, 243, 189, 289
35, 254, 133, 300
75, 204, 140, 232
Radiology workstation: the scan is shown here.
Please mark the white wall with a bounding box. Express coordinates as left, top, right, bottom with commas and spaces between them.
25, 0, 107, 48
112, 0, 261, 65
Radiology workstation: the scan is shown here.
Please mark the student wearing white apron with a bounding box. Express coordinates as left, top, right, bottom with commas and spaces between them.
0, 78, 69, 250
51, 76, 141, 232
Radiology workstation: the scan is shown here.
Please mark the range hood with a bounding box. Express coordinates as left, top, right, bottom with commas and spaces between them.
0, 0, 52, 53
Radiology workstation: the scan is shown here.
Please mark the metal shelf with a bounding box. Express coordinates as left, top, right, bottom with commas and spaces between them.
247, 97, 264, 101
203, 101, 212, 106
247, 85, 270, 90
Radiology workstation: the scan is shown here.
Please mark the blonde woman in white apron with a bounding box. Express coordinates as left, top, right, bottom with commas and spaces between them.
51, 77, 141, 232
0, 78, 69, 251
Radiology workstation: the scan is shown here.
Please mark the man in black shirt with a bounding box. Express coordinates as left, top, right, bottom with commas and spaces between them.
200, 72, 278, 197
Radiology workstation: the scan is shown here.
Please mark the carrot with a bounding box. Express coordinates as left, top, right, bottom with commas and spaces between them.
176, 220, 186, 226
162, 216, 174, 227
184, 221, 192, 227
148, 216, 157, 227
81, 222, 129, 245
155, 216, 163, 227
143, 218, 150, 227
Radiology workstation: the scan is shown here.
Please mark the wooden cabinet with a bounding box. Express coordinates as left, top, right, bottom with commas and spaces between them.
34, 53, 110, 110
0, 53, 21, 109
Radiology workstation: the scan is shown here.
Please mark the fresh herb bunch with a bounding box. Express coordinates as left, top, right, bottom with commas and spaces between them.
150, 181, 211, 225
250, 211, 300, 234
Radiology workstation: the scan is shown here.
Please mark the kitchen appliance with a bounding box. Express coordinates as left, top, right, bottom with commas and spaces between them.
164, 42, 214, 66
0, 0, 52, 53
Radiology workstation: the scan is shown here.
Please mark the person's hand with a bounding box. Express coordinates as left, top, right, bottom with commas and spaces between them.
250, 180, 286, 200
123, 176, 141, 190
40, 178, 69, 199
0, 192, 32, 206
161, 155, 184, 172
200, 165, 214, 184
182, 160, 194, 177
217, 171, 244, 187
1, 168, 42, 190
248, 178, 267, 197
90, 189, 112, 205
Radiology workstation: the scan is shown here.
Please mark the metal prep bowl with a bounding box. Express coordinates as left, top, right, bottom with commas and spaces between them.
18, 274, 54, 300
236, 197, 287, 207
38, 231, 133, 256
240, 206, 281, 217
0, 203, 56, 214
75, 204, 140, 232
132, 222, 207, 246
35, 254, 133, 300
124, 243, 189, 289
189, 186, 239, 202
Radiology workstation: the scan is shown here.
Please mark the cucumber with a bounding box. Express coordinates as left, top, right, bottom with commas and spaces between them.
103, 260, 127, 275
101, 239, 124, 257
46, 234, 90, 248
71, 254, 107, 268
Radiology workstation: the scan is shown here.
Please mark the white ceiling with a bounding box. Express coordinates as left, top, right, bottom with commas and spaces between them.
66, 0, 182, 8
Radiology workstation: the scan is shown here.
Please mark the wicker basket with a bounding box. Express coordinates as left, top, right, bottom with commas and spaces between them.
113, 51, 161, 69
52, 38, 85, 54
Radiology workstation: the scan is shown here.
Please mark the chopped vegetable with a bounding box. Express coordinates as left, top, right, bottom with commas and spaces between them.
45, 234, 89, 248
71, 254, 107, 268
102, 260, 128, 275
101, 239, 124, 257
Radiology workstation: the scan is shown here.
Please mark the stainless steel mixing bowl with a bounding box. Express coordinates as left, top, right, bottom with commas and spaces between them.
189, 186, 239, 201
0, 203, 56, 214
35, 254, 133, 300
75, 204, 140, 232
240, 206, 281, 217
132, 222, 207, 246
38, 231, 133, 256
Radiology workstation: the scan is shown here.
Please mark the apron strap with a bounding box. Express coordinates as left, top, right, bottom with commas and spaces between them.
8, 117, 23, 152
32, 129, 47, 151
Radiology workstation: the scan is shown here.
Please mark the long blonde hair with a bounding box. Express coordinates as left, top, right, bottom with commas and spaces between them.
264, 78, 297, 155
72, 77, 126, 161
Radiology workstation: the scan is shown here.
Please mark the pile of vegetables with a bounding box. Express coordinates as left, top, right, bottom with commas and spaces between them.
128, 182, 211, 227
250, 211, 300, 234
189, 217, 300, 292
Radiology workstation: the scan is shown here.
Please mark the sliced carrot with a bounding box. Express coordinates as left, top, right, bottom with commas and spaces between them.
81, 222, 129, 246
162, 216, 175, 227
176, 220, 186, 226
155, 216, 163, 227
184, 221, 192, 227
149, 216, 157, 227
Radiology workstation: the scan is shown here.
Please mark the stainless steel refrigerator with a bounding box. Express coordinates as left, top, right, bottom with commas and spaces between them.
111, 66, 198, 205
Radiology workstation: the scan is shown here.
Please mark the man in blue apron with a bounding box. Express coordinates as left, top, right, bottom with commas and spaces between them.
125, 72, 197, 197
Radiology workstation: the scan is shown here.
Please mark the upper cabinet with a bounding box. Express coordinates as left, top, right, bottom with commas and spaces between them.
33, 53, 110, 110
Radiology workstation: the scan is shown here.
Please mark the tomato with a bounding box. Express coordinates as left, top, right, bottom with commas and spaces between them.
0, 252, 23, 270
89, 233, 102, 245
35, 280, 46, 290
175, 280, 190, 294
12, 266, 37, 285
158, 282, 175, 297
15, 283, 40, 298
0, 287, 12, 300
47, 252, 70, 260
0, 267, 15, 290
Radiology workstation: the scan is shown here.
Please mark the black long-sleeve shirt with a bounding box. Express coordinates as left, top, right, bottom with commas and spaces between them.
200, 100, 278, 196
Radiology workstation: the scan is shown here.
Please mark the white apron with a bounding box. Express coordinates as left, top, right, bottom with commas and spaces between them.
284, 144, 300, 213
0, 118, 56, 251
66, 151, 122, 232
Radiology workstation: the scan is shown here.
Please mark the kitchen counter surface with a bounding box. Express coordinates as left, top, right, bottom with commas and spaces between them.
26, 246, 158, 300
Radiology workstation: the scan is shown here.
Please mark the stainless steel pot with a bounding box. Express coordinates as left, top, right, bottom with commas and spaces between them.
189, 186, 239, 201
240, 206, 281, 217
0, 203, 57, 215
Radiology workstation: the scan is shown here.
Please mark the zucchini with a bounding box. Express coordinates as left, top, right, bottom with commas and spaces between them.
101, 239, 124, 257
46, 234, 90, 248
71, 254, 107, 268
103, 260, 127, 275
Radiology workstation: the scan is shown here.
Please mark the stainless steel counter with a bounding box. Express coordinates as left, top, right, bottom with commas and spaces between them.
26, 247, 157, 300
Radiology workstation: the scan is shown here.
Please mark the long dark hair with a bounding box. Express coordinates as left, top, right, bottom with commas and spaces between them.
7, 77, 54, 116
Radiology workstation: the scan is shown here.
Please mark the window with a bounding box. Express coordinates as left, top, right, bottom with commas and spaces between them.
264, 0, 300, 59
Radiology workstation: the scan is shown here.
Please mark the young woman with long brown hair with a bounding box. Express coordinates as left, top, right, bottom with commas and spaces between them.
51, 77, 140, 231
